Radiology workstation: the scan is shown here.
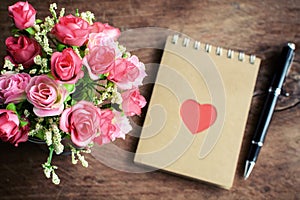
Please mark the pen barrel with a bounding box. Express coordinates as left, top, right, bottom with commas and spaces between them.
247, 93, 278, 163
252, 92, 279, 143
247, 143, 262, 163
271, 43, 295, 89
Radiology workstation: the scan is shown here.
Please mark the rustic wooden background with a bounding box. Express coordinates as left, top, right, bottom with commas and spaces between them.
0, 0, 299, 199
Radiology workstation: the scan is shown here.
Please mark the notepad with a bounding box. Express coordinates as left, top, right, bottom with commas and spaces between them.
134, 35, 261, 189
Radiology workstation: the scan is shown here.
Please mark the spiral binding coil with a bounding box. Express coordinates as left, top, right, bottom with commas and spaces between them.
171, 35, 256, 64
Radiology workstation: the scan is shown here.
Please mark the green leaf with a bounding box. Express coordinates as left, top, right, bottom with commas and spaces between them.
99, 74, 107, 80
57, 43, 67, 52
75, 9, 80, 17
16, 102, 24, 110
35, 19, 43, 24
65, 95, 71, 103
63, 84, 75, 93
47, 73, 55, 79
6, 103, 17, 113
34, 131, 45, 140
20, 120, 28, 127
12, 28, 19, 33
122, 53, 129, 59
107, 81, 114, 87
71, 99, 77, 106
25, 27, 35, 35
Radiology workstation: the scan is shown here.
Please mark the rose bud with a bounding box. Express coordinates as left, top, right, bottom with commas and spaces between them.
0, 109, 28, 147
108, 55, 147, 90
83, 45, 115, 80
0, 73, 31, 104
5, 35, 42, 69
51, 14, 90, 47
89, 22, 121, 40
51, 48, 83, 84
121, 88, 146, 116
59, 101, 101, 147
8, 1, 36, 30
26, 75, 67, 117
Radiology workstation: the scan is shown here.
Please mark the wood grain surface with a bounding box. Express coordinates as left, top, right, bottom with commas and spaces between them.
0, 0, 299, 199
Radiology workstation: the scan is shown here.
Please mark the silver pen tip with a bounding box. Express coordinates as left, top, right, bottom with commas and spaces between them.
244, 160, 255, 180
287, 42, 296, 50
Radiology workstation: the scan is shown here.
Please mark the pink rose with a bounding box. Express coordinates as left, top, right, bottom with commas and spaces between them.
110, 110, 132, 140
60, 101, 101, 147
108, 55, 147, 90
51, 48, 83, 84
5, 35, 42, 68
0, 73, 31, 104
26, 75, 67, 117
8, 1, 36, 30
88, 32, 117, 49
51, 14, 90, 46
89, 22, 120, 40
83, 45, 115, 80
94, 110, 132, 145
121, 88, 146, 116
94, 109, 117, 145
0, 109, 28, 147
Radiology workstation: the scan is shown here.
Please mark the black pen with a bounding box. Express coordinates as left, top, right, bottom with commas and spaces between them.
244, 43, 296, 179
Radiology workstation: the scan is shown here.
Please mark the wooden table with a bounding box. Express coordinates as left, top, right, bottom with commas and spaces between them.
0, 0, 299, 199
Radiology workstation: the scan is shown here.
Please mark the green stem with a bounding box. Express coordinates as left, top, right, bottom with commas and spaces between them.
47, 145, 54, 164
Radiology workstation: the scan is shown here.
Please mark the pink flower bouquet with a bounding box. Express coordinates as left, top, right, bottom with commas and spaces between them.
0, 1, 146, 184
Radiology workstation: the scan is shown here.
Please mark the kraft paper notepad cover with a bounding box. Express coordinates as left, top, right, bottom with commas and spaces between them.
134, 35, 261, 189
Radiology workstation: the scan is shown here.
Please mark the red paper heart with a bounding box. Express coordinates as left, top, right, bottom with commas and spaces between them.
180, 99, 217, 134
